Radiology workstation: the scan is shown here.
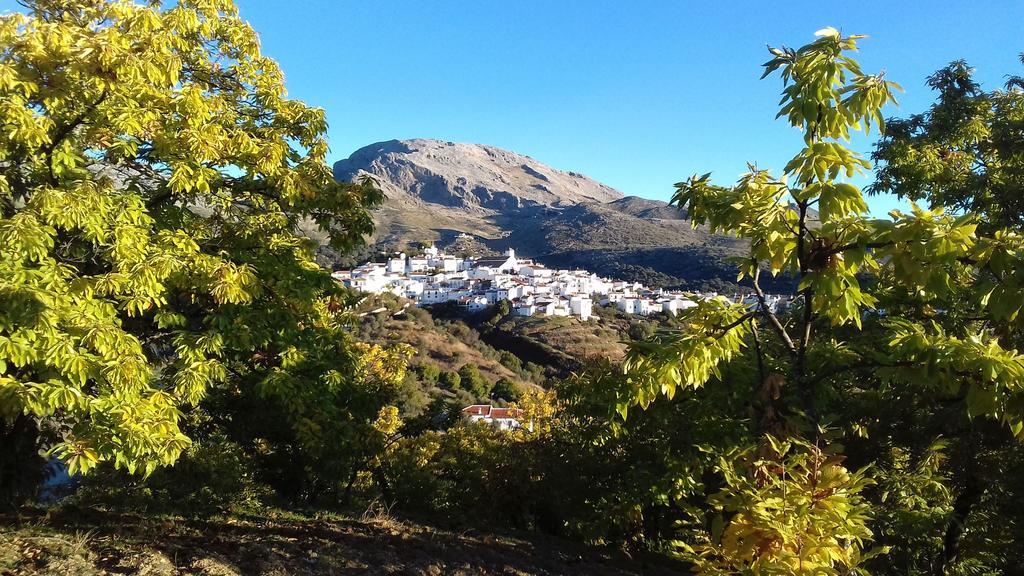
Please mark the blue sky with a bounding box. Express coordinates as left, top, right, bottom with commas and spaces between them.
230, 1, 1020, 216
7, 1, 1023, 215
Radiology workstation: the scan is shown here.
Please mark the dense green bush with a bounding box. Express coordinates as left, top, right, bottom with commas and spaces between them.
458, 364, 492, 399
397, 371, 432, 417
77, 434, 272, 515
439, 370, 462, 390
525, 362, 546, 381
491, 379, 523, 402
626, 320, 656, 342
405, 306, 436, 327
418, 363, 441, 383
499, 351, 523, 372
383, 423, 541, 527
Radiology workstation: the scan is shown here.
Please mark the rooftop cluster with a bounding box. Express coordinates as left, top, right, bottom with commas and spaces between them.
333, 246, 792, 319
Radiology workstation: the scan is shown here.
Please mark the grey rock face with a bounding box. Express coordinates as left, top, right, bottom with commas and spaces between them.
333, 138, 623, 212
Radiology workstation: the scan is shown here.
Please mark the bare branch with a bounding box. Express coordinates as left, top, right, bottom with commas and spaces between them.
715, 311, 757, 337
752, 265, 798, 355
42, 89, 108, 184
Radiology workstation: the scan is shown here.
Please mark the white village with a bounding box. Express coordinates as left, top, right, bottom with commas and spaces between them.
332, 245, 791, 320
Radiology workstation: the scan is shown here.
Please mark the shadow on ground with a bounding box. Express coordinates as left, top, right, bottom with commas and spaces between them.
0, 507, 688, 575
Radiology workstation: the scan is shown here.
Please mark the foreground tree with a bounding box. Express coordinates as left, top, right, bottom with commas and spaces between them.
610, 28, 1024, 574
867, 55, 1024, 574
871, 56, 1024, 231
0, 0, 390, 502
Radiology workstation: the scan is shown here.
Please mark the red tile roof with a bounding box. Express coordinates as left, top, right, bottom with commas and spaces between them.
461, 404, 523, 419
489, 407, 518, 419
462, 404, 491, 416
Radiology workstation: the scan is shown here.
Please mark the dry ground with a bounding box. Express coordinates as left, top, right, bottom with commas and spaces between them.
0, 507, 685, 576
372, 316, 525, 386
497, 316, 631, 365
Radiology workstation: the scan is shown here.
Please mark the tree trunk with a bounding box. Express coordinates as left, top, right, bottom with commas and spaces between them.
342, 467, 359, 505
371, 465, 392, 503
933, 473, 983, 576
0, 414, 44, 510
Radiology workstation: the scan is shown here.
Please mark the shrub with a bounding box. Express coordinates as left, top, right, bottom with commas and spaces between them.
398, 372, 432, 417
525, 362, 546, 381
492, 379, 523, 402
458, 364, 492, 399
382, 425, 538, 527
418, 363, 441, 383
406, 306, 435, 327
76, 434, 272, 515
440, 370, 462, 389
499, 351, 523, 372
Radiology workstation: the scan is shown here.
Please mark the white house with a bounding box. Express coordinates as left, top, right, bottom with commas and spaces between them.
419, 288, 449, 305
387, 255, 406, 274
532, 283, 552, 296
440, 258, 460, 272
550, 298, 572, 317
617, 297, 663, 316
469, 266, 496, 281
512, 298, 537, 316
407, 257, 429, 273
522, 266, 553, 279
462, 404, 524, 431
569, 295, 593, 320
484, 287, 511, 304
349, 272, 388, 294
663, 297, 697, 316
457, 295, 489, 313
506, 284, 531, 300
473, 249, 519, 274
402, 279, 425, 299
534, 299, 557, 316
618, 297, 643, 315
642, 299, 663, 316
602, 292, 626, 305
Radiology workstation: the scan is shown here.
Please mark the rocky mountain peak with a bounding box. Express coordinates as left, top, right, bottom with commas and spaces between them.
326, 138, 760, 291
333, 138, 623, 212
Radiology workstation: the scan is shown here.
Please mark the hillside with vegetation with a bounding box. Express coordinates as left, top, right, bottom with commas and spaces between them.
350, 295, 667, 404
352, 295, 547, 416
502, 201, 750, 291
3, 2, 1024, 575
476, 305, 677, 372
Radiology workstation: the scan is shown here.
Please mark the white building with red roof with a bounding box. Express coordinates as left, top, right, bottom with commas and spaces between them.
461, 404, 524, 431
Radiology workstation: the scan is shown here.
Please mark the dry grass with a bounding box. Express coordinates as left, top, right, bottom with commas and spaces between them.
503, 316, 630, 363
1, 508, 687, 576
371, 316, 528, 386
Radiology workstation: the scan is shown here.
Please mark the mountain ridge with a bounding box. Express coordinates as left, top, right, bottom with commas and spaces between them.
331, 138, 750, 290
334, 138, 623, 212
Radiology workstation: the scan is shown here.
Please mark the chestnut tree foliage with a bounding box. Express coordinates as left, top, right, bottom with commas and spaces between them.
871, 56, 1024, 231
865, 54, 1024, 575
0, 0, 399, 482
608, 29, 1024, 574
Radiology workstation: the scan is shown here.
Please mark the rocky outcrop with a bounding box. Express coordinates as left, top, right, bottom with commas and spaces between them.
333, 139, 623, 212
